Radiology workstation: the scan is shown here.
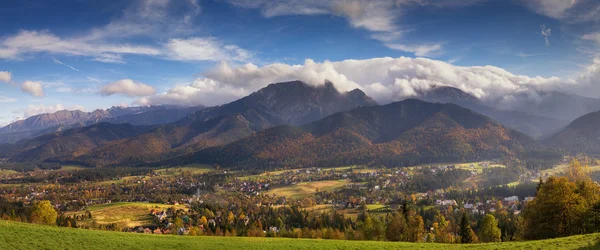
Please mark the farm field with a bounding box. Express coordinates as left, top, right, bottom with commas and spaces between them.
267, 180, 350, 198
0, 169, 17, 176
1, 220, 599, 250
66, 202, 187, 228
60, 165, 88, 171
407, 161, 505, 174
238, 166, 374, 181
153, 164, 215, 176
541, 163, 600, 177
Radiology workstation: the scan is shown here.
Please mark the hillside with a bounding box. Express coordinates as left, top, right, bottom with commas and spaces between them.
6, 123, 154, 162
418, 86, 569, 138
178, 99, 536, 169
0, 106, 202, 143
544, 110, 600, 154
0, 221, 598, 250
9, 81, 376, 166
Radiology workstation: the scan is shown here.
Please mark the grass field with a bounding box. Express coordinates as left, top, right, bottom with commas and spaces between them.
238, 166, 374, 181
154, 164, 214, 176
67, 202, 187, 228
1, 220, 599, 250
267, 180, 349, 198
407, 161, 505, 174
542, 164, 600, 177
60, 165, 88, 171
0, 169, 17, 177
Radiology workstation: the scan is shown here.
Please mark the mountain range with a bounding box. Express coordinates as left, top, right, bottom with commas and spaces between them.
418, 86, 570, 139
543, 110, 600, 154
1, 80, 599, 169
172, 99, 536, 169
0, 106, 204, 144
1, 81, 377, 166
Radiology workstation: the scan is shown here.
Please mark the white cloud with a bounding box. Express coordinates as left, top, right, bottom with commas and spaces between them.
517, 52, 545, 58
522, 0, 600, 22
0, 30, 161, 61
139, 57, 590, 110
21, 81, 44, 97
53, 59, 80, 71
166, 37, 251, 62
540, 24, 551, 46
0, 0, 210, 64
18, 104, 85, 118
384, 43, 443, 57
100, 79, 157, 97
0, 96, 17, 103
0, 71, 11, 83
226, 0, 454, 57
86, 77, 103, 84
522, 0, 578, 19
583, 32, 600, 45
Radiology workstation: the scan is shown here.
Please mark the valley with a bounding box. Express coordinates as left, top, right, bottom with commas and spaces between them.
0, 81, 600, 248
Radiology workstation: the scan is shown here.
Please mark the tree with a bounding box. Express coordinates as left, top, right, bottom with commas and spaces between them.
361, 215, 375, 240
30, 200, 58, 226
567, 158, 591, 182
433, 213, 454, 243
478, 214, 501, 242
523, 176, 591, 239
459, 213, 474, 243
385, 212, 407, 241
406, 211, 425, 242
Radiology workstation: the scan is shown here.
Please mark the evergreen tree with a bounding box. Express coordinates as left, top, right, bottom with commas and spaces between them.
459, 213, 474, 243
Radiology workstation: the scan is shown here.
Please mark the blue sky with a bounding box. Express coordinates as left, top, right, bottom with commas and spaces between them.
1, 0, 600, 126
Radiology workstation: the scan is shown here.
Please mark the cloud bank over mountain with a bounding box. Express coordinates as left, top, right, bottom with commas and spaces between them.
139, 56, 599, 111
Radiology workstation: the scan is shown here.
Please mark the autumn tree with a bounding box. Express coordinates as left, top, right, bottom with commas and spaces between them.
30, 200, 58, 226
433, 213, 454, 243
567, 158, 590, 182
406, 210, 425, 242
523, 176, 589, 239
385, 212, 407, 241
478, 214, 501, 242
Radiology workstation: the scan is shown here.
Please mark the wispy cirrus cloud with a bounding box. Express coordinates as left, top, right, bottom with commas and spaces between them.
0, 0, 250, 64
53, 59, 80, 72
540, 24, 551, 46
225, 0, 467, 57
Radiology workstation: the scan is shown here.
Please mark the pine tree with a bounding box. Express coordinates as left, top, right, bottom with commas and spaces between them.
459, 213, 474, 243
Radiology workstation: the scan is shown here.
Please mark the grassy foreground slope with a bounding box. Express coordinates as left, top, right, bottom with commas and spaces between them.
1, 220, 599, 250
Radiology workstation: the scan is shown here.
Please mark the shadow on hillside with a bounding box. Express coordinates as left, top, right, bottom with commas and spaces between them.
577, 235, 600, 249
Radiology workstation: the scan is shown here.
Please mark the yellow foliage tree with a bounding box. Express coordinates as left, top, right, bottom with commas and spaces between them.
567, 158, 590, 182
30, 200, 57, 226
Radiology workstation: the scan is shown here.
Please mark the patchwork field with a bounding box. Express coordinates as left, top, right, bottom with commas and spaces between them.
1, 220, 599, 250
67, 202, 187, 228
267, 180, 350, 198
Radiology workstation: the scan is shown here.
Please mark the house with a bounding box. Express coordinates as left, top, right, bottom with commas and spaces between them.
436, 199, 457, 206
504, 196, 519, 202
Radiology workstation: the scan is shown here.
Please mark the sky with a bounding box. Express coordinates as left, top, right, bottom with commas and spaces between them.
1, 0, 600, 126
